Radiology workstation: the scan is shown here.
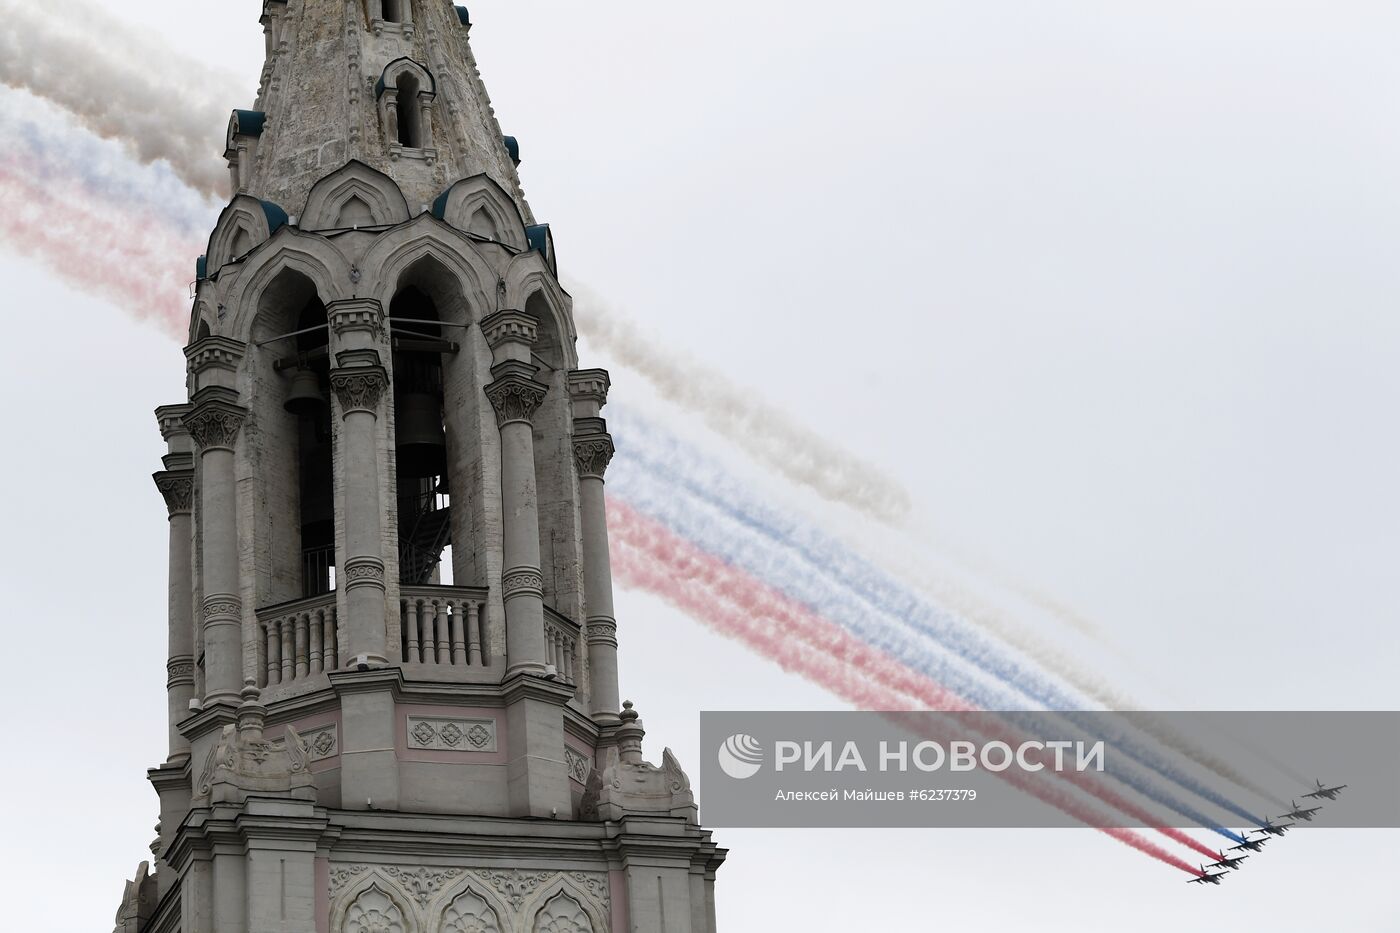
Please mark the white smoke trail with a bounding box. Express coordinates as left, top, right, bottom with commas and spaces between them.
569, 285, 915, 524
0, 0, 236, 197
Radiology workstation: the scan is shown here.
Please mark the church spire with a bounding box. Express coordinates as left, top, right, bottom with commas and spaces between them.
232, 0, 530, 221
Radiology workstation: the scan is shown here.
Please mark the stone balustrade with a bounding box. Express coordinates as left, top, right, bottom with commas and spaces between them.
400, 585, 488, 667
544, 609, 580, 685
258, 594, 340, 687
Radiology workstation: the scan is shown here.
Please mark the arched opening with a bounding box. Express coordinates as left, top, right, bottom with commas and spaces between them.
382, 0, 406, 23
390, 285, 449, 587
289, 298, 334, 596
396, 75, 423, 148
251, 270, 336, 608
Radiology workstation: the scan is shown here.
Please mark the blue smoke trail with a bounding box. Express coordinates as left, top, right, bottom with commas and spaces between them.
0, 90, 217, 238
608, 407, 1254, 839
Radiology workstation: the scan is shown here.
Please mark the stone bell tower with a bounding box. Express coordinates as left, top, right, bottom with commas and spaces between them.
115, 3, 725, 931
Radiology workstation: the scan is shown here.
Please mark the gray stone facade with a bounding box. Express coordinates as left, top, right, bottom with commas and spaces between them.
117, 3, 724, 930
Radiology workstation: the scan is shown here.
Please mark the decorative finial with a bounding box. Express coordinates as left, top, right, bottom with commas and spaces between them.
620, 700, 638, 723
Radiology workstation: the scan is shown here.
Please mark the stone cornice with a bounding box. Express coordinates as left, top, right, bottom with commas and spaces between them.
500, 670, 577, 707
481, 309, 538, 349
327, 298, 385, 337
485, 360, 548, 427
184, 336, 246, 376
567, 369, 610, 406
155, 404, 192, 441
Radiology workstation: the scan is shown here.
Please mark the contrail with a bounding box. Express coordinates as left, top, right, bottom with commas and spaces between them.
0, 0, 235, 197
608, 500, 1206, 876
0, 1, 1140, 658
607, 415, 1264, 834
570, 285, 914, 524
0, 156, 198, 333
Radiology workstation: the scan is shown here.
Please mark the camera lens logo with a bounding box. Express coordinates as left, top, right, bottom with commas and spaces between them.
718, 734, 764, 780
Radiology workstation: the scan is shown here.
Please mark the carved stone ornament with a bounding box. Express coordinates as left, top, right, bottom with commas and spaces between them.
572, 435, 615, 479
485, 374, 548, 428
565, 746, 592, 785
585, 619, 617, 647
501, 568, 544, 600
192, 681, 316, 806
581, 745, 698, 824
111, 861, 156, 933
186, 405, 245, 452
154, 471, 195, 514
331, 367, 388, 413
443, 888, 502, 933
166, 657, 196, 688
342, 555, 387, 590
344, 885, 406, 933
534, 891, 594, 933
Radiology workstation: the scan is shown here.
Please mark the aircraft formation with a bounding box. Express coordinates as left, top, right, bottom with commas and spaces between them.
1187, 780, 1346, 886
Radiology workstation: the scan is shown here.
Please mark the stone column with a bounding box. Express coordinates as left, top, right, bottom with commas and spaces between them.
154, 406, 196, 761
185, 338, 248, 708
484, 310, 572, 819
482, 310, 551, 677
329, 300, 390, 668
569, 369, 621, 724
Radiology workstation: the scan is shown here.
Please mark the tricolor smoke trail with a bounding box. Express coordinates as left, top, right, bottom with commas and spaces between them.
607, 410, 1260, 836
608, 500, 1206, 876
0, 0, 234, 197
570, 287, 913, 524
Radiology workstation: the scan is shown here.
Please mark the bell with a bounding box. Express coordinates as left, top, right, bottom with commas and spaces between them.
395, 392, 447, 477
284, 368, 327, 417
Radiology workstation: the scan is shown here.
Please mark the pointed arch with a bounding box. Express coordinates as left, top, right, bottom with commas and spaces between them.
332, 875, 421, 933
519, 877, 608, 933
432, 880, 511, 933
359, 216, 496, 328
220, 229, 353, 344
503, 258, 578, 371
206, 194, 287, 274
431, 175, 528, 250
302, 160, 412, 231
378, 57, 437, 98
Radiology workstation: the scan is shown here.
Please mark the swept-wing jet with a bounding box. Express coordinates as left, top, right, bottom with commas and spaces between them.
1188, 867, 1230, 885
1282, 799, 1322, 822
1302, 779, 1348, 801
1207, 850, 1249, 870
1253, 818, 1293, 837
1229, 834, 1269, 852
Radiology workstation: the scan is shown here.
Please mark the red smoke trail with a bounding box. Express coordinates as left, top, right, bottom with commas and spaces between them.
609, 499, 1206, 876
0, 161, 196, 335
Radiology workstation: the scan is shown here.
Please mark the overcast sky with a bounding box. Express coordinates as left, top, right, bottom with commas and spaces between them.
1, 1, 1397, 930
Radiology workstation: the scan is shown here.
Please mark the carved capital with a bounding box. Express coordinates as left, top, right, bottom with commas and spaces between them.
186, 396, 246, 452
330, 367, 388, 414
501, 567, 544, 600
342, 555, 386, 591
480, 309, 538, 349
153, 470, 195, 515
485, 362, 548, 428
573, 432, 615, 479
